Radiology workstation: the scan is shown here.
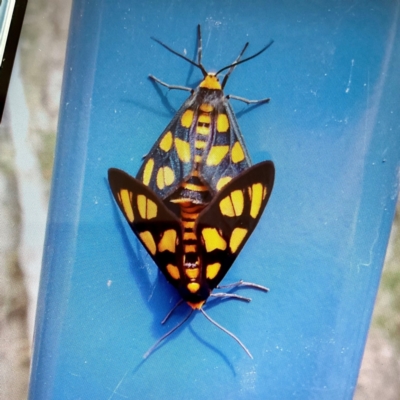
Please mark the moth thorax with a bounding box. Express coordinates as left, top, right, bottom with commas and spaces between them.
199, 74, 222, 90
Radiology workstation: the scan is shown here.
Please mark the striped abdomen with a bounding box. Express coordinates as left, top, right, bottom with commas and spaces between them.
179, 202, 206, 300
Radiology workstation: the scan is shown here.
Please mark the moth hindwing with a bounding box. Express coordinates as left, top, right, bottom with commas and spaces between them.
137, 25, 273, 202
108, 160, 274, 308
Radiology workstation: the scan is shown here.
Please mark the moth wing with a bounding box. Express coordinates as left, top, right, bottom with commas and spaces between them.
108, 168, 184, 288
196, 161, 275, 289
136, 100, 196, 200
199, 101, 253, 195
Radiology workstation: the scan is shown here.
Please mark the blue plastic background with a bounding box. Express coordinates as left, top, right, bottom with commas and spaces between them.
30, 0, 400, 399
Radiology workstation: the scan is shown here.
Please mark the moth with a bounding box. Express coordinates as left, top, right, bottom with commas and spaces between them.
137, 25, 273, 207
109, 26, 275, 358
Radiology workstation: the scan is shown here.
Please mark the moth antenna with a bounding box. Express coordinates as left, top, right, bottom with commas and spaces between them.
151, 34, 207, 77
197, 24, 203, 65
216, 40, 274, 76
200, 308, 253, 359
221, 42, 249, 89
143, 310, 193, 359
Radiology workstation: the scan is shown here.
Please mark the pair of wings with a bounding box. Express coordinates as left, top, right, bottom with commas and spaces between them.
108, 161, 274, 303
136, 92, 253, 200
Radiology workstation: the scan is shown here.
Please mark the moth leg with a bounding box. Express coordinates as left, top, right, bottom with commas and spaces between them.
210, 292, 251, 303
149, 74, 193, 92
144, 310, 193, 359
217, 280, 269, 292
226, 94, 270, 105
200, 309, 253, 359
161, 298, 185, 324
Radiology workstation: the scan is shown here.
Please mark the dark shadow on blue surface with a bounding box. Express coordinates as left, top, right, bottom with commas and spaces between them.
143, 308, 195, 359
188, 324, 236, 376
234, 100, 271, 118
120, 96, 176, 119
105, 178, 182, 333
106, 311, 225, 399
148, 76, 193, 115
152, 24, 201, 88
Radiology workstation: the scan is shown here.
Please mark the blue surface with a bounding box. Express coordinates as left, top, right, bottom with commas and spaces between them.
30, 0, 400, 399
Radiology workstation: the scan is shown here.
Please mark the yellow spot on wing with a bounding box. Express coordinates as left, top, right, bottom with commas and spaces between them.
164, 166, 175, 186
166, 264, 180, 280
219, 195, 235, 217
156, 168, 164, 189
139, 231, 157, 255
181, 109, 194, 128
229, 227, 248, 253
199, 103, 214, 112
137, 194, 147, 219
174, 138, 191, 163
147, 199, 157, 219
201, 228, 227, 252
142, 159, 154, 186
219, 190, 244, 217
159, 131, 173, 152
158, 229, 177, 253
120, 189, 134, 222
206, 145, 229, 166
216, 176, 232, 191
217, 114, 229, 133
250, 183, 264, 218
231, 142, 245, 163
230, 190, 244, 216
187, 282, 200, 293
156, 166, 175, 189
185, 268, 199, 279
137, 195, 158, 220
206, 262, 221, 279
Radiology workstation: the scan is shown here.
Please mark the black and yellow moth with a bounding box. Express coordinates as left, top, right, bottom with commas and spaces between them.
137, 25, 273, 206
109, 161, 274, 306
109, 26, 275, 358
